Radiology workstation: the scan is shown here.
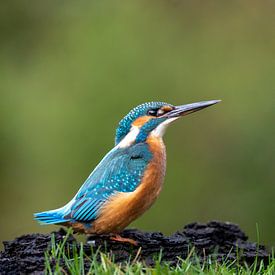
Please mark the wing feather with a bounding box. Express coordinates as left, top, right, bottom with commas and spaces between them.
68, 143, 152, 223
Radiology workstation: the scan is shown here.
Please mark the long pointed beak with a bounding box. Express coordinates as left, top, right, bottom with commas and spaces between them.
166, 100, 221, 118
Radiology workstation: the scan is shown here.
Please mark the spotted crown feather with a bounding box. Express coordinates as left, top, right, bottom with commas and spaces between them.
115, 101, 171, 145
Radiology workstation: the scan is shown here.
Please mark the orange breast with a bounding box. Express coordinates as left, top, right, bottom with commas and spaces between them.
88, 136, 166, 234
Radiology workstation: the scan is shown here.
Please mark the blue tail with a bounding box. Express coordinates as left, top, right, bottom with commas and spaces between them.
34, 209, 69, 225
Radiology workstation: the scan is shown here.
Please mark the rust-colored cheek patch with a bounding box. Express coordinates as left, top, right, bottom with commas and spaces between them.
161, 105, 173, 112
132, 116, 153, 127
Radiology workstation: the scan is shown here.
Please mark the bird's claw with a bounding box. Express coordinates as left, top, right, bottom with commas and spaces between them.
110, 234, 138, 246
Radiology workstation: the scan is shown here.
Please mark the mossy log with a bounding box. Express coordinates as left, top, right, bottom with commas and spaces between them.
0, 221, 270, 274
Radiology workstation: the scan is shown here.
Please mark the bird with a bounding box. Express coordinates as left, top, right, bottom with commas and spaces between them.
34, 100, 220, 245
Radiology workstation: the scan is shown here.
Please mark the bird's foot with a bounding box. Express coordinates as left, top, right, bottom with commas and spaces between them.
110, 234, 138, 246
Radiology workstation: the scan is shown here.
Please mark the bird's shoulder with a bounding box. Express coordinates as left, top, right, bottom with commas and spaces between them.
67, 142, 154, 222
82, 142, 153, 191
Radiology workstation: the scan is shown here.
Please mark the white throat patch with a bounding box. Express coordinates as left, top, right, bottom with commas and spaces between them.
150, 117, 178, 138
117, 118, 179, 147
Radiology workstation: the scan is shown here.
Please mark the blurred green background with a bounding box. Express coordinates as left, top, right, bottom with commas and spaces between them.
1, 0, 275, 247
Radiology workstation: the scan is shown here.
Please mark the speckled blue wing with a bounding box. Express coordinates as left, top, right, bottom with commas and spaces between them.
68, 143, 153, 222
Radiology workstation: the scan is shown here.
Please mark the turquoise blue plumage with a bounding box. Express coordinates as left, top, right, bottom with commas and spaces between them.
35, 143, 153, 224
34, 100, 220, 238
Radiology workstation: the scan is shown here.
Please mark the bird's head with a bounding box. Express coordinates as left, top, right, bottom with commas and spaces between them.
115, 100, 220, 147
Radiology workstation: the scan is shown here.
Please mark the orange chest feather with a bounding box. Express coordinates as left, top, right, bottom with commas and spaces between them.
90, 137, 166, 234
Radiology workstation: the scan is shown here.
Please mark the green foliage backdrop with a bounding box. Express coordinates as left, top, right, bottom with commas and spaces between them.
1, 1, 274, 246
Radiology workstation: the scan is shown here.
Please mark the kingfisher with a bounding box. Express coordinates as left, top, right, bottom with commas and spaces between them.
34, 100, 220, 245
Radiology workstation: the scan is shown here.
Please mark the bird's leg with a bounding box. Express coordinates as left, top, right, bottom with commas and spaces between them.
110, 234, 138, 246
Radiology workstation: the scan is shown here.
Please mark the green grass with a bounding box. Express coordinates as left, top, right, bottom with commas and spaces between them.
44, 230, 275, 275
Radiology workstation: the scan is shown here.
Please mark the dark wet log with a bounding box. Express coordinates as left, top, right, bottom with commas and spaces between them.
0, 221, 270, 274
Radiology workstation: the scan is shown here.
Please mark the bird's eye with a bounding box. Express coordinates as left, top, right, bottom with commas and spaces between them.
147, 109, 158, 116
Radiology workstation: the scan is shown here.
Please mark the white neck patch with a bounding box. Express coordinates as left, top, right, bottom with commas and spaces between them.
117, 125, 140, 148
117, 117, 179, 147
150, 117, 178, 138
